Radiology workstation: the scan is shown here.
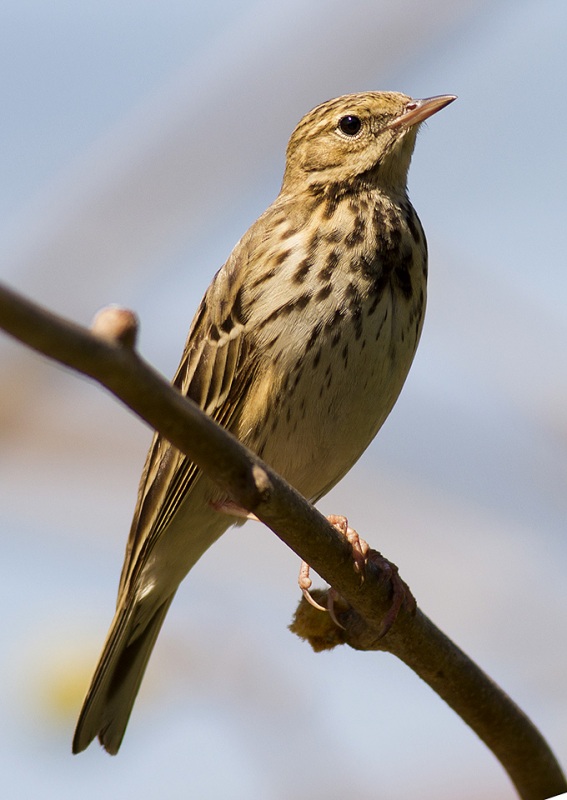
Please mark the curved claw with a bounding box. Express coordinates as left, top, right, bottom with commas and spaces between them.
298, 559, 346, 627
326, 588, 346, 630
301, 587, 328, 613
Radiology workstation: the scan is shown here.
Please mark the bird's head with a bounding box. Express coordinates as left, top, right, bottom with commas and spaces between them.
282, 91, 456, 193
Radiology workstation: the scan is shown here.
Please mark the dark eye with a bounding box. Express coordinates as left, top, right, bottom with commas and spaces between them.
338, 115, 362, 136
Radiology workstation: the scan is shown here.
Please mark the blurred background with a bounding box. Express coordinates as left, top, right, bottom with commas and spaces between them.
0, 1, 566, 797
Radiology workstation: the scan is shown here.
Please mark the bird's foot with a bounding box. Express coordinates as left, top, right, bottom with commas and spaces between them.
298, 514, 368, 629
299, 515, 415, 636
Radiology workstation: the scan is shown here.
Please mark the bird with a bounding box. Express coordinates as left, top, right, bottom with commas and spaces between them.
73, 90, 456, 754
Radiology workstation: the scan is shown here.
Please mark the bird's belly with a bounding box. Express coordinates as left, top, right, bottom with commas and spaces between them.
258, 291, 423, 502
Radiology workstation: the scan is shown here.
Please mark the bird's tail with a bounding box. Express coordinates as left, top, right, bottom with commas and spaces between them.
72, 592, 175, 755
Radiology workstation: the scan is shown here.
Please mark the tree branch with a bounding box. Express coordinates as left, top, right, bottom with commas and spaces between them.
0, 280, 564, 800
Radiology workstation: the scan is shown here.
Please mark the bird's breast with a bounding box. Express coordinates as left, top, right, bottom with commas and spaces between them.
238, 198, 427, 502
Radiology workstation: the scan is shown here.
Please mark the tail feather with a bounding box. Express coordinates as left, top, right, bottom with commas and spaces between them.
73, 594, 174, 755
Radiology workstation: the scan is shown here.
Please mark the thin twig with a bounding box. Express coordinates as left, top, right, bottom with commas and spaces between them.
0, 281, 565, 800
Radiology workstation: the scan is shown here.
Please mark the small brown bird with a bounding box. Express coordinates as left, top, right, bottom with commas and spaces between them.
73, 90, 455, 754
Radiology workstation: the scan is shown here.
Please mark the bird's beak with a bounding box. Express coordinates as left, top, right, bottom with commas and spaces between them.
387, 94, 457, 130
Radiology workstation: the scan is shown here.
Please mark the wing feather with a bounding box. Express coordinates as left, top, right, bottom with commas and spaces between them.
117, 259, 254, 598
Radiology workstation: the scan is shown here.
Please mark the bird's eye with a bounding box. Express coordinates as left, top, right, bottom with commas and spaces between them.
338, 115, 362, 137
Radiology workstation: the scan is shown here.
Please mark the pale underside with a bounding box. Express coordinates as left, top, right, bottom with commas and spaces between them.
123, 186, 427, 613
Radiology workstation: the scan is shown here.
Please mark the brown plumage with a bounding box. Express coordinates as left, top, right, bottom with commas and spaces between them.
73, 90, 455, 754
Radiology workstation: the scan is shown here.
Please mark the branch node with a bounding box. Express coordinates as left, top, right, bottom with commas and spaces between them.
251, 463, 272, 499
91, 306, 139, 348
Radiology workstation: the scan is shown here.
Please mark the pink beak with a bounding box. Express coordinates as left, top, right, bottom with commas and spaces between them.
387, 94, 457, 129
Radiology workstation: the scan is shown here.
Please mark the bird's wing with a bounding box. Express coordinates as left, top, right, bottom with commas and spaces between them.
116, 251, 259, 600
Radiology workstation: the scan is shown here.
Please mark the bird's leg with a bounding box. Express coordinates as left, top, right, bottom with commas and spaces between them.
209, 499, 259, 521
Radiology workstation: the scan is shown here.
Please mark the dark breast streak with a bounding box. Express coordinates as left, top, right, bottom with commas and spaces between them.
340, 192, 427, 325
242, 187, 427, 368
